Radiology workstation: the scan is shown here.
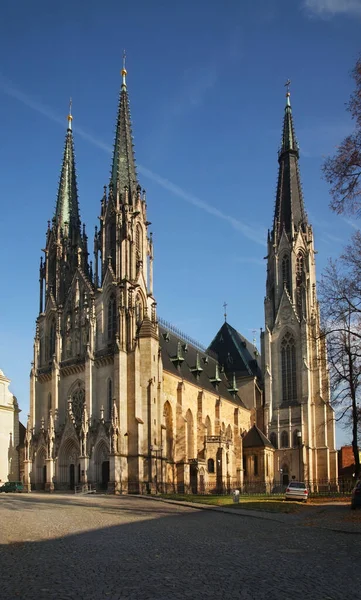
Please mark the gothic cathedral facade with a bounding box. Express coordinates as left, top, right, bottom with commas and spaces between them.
24, 68, 336, 493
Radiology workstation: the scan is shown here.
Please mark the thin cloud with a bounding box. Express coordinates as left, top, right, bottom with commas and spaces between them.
303, 0, 361, 18
0, 75, 266, 247
342, 217, 360, 230
235, 256, 265, 266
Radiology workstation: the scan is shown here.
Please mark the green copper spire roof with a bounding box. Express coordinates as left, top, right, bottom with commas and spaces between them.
110, 53, 138, 200
55, 101, 81, 237
273, 86, 307, 240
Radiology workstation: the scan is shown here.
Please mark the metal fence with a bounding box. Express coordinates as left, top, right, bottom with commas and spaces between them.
125, 478, 357, 497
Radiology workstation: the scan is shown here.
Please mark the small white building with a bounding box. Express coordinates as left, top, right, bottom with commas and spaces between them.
0, 368, 21, 483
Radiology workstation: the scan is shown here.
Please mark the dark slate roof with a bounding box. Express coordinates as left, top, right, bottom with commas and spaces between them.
242, 425, 273, 449
159, 325, 246, 408
273, 94, 307, 241
207, 322, 262, 382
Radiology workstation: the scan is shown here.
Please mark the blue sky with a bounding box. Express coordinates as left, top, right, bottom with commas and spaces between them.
0, 0, 360, 447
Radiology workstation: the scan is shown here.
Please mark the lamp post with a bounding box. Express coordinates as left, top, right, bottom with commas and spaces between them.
297, 431, 302, 481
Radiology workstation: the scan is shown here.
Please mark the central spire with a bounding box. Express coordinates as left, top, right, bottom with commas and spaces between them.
273, 84, 307, 242
55, 101, 81, 239
110, 52, 138, 200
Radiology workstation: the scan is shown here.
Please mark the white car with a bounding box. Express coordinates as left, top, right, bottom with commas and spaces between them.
285, 481, 309, 502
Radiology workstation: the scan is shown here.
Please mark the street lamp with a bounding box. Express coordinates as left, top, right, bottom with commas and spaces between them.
297, 431, 302, 481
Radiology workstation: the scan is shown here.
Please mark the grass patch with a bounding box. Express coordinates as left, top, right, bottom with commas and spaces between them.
159, 494, 305, 513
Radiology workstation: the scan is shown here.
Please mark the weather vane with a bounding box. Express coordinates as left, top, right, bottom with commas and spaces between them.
284, 79, 291, 93
223, 301, 228, 322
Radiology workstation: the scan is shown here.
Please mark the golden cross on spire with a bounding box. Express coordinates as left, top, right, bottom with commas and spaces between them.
67, 97, 73, 130
284, 79, 291, 93
121, 49, 127, 87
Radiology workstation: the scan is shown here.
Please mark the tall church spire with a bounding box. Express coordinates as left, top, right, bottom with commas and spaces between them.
55, 100, 81, 240
273, 85, 307, 242
110, 52, 138, 201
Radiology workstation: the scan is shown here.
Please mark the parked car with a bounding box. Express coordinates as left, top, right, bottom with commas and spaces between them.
351, 480, 361, 510
285, 481, 308, 502
0, 481, 24, 493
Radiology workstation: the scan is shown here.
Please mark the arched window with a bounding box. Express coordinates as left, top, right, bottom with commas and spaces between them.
281, 332, 297, 403
205, 416, 212, 436
281, 430, 289, 448
49, 318, 56, 359
207, 458, 215, 473
72, 387, 85, 426
293, 429, 301, 448
48, 393, 52, 413
254, 455, 258, 476
269, 432, 278, 449
186, 409, 194, 460
282, 254, 291, 295
164, 401, 174, 460
107, 294, 117, 341
107, 379, 113, 421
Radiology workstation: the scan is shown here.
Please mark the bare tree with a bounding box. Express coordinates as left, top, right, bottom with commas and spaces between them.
323, 57, 361, 216
320, 258, 361, 477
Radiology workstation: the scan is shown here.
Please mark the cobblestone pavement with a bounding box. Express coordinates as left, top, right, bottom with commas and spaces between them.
0, 493, 360, 600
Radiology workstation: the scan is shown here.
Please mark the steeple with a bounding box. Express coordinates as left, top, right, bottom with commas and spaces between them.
55, 100, 81, 240
110, 52, 138, 201
273, 84, 307, 242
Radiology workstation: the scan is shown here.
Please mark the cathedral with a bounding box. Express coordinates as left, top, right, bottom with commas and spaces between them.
24, 64, 337, 494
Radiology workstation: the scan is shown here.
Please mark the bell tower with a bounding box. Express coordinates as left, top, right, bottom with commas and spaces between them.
261, 86, 337, 485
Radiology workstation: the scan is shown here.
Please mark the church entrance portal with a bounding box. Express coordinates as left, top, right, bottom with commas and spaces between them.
101, 461, 110, 490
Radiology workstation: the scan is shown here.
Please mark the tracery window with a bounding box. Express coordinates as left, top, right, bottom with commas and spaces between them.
282, 254, 291, 295
72, 388, 85, 426
107, 294, 117, 341
281, 332, 297, 403
281, 430, 289, 448
269, 432, 278, 449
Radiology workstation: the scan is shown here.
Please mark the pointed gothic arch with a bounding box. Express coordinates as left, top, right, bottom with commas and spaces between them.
58, 437, 80, 489
226, 424, 232, 441
204, 415, 212, 436
281, 331, 297, 403
163, 401, 174, 461
281, 430, 289, 448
